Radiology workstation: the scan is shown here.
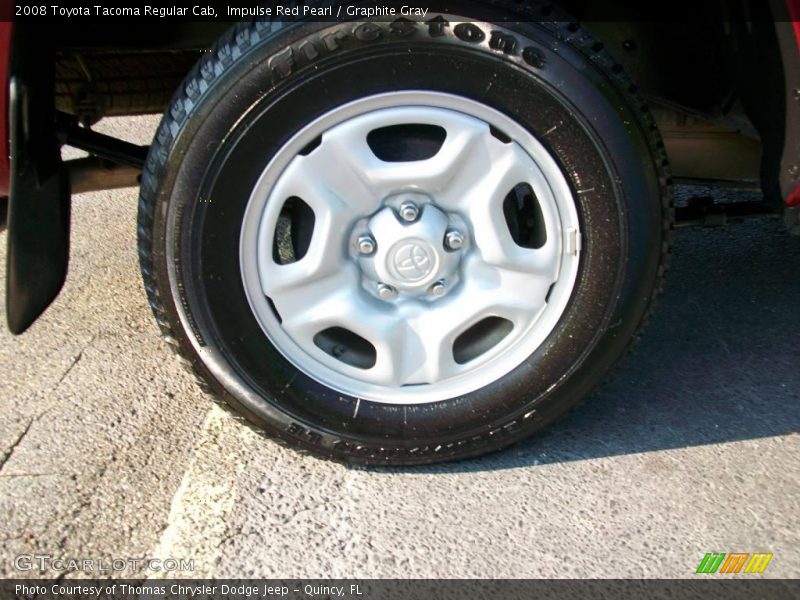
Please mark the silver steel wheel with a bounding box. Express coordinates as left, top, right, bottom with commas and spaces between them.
240, 92, 581, 404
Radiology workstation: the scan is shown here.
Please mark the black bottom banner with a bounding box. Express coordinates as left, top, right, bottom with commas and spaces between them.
2, 579, 800, 600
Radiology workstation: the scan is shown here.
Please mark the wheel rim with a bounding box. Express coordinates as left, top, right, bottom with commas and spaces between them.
240, 92, 581, 405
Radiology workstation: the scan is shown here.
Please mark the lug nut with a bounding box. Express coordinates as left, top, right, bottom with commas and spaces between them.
399, 201, 420, 222
430, 280, 446, 297
357, 235, 376, 255
377, 283, 397, 300
444, 229, 464, 250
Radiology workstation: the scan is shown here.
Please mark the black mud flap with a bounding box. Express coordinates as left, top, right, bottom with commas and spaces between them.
5, 32, 70, 334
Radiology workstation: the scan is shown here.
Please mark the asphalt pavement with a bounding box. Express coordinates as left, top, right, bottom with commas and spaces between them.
0, 116, 798, 579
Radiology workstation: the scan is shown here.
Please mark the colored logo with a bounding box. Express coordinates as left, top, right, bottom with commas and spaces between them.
696, 552, 773, 574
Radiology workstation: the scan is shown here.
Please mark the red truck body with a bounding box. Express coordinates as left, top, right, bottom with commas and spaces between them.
0, 22, 11, 196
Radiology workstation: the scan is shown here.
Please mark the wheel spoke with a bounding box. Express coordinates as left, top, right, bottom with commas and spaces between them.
368, 319, 422, 386
433, 129, 520, 211
279, 287, 433, 388
267, 264, 359, 328
272, 269, 395, 368
267, 153, 364, 226
406, 311, 463, 384
403, 259, 551, 380
312, 107, 491, 200
455, 144, 563, 277
459, 254, 550, 325
296, 129, 382, 216
256, 167, 358, 299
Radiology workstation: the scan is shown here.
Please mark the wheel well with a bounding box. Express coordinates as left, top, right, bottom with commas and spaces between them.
585, 10, 785, 204
49, 7, 786, 195
46, 8, 781, 121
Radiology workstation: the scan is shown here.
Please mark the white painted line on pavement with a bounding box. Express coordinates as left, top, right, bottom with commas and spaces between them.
148, 405, 258, 578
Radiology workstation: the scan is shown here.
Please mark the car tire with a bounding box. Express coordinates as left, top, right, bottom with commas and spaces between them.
137, 3, 672, 465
